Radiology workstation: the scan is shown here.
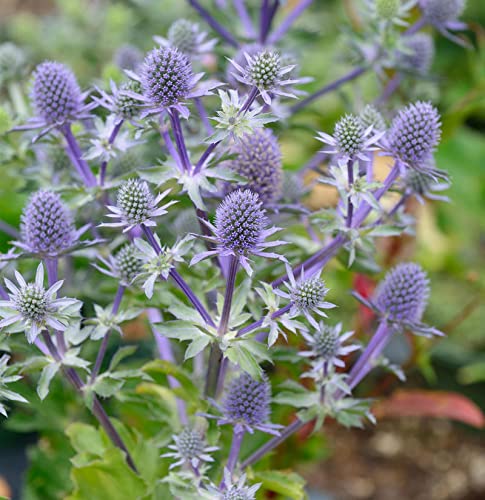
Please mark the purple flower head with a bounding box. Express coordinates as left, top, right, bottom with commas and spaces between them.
113, 44, 143, 72
101, 179, 176, 232
161, 427, 218, 470
215, 190, 266, 254
374, 262, 429, 323
141, 47, 193, 108
398, 33, 435, 75
225, 129, 283, 204
387, 101, 441, 170
359, 104, 386, 133
217, 373, 281, 434
191, 189, 286, 274
31, 62, 83, 125
19, 190, 80, 258
420, 0, 466, 28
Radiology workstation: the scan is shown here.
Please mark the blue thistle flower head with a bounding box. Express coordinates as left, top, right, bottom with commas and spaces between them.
20, 190, 77, 258
215, 189, 267, 255
226, 129, 282, 204
398, 33, 435, 75
31, 61, 83, 125
374, 262, 430, 323
221, 373, 274, 432
387, 101, 441, 169
420, 0, 466, 28
290, 277, 328, 313
141, 47, 193, 108
168, 19, 199, 54
113, 80, 142, 120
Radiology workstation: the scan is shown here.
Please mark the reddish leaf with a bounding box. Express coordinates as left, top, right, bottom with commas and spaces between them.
373, 389, 485, 428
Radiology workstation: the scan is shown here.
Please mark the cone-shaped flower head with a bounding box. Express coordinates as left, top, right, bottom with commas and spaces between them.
222, 373, 271, 431
162, 427, 218, 469
215, 190, 267, 254
359, 104, 386, 132
387, 101, 441, 169
114, 80, 142, 120
247, 50, 281, 90
226, 129, 282, 204
20, 190, 77, 257
226, 43, 263, 88
113, 44, 143, 71
31, 61, 83, 124
102, 179, 175, 232
334, 114, 366, 157
0, 42, 27, 87
398, 33, 435, 75
291, 277, 328, 313
0, 264, 80, 343
114, 244, 144, 285
141, 47, 193, 108
374, 262, 430, 323
420, 0, 466, 27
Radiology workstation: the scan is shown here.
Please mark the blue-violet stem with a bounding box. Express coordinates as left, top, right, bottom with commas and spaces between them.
100, 119, 124, 186
187, 0, 239, 47
224, 428, 245, 481
233, 0, 256, 38
90, 284, 126, 383
267, 0, 313, 44
346, 159, 354, 228
61, 124, 97, 187
290, 66, 367, 114
168, 109, 192, 172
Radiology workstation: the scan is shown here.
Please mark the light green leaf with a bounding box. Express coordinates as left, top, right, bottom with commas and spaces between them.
37, 362, 59, 400
253, 470, 306, 500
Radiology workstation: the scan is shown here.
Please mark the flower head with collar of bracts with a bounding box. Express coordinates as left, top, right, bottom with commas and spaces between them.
400, 167, 450, 205
352, 262, 444, 337
229, 49, 303, 105
316, 113, 385, 168
123, 46, 221, 119
15, 61, 96, 142
132, 233, 194, 298
93, 243, 144, 288
206, 469, 261, 500
202, 372, 283, 436
275, 265, 336, 329
299, 322, 359, 376
190, 189, 286, 276
0, 263, 81, 344
100, 178, 177, 233
154, 19, 217, 59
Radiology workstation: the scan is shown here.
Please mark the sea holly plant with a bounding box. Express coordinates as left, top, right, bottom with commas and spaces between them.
0, 0, 472, 498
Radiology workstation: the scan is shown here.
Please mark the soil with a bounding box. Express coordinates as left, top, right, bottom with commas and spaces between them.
303, 418, 485, 500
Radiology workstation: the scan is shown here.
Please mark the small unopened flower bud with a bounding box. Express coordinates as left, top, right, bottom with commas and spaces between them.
117, 179, 155, 226
223, 373, 271, 427
291, 277, 328, 313
247, 50, 281, 90
399, 34, 435, 75
113, 44, 143, 71
227, 129, 282, 204
20, 190, 76, 257
175, 427, 205, 460
375, 0, 400, 20
359, 105, 386, 132
168, 19, 198, 54
388, 101, 441, 168
0, 42, 27, 87
374, 262, 430, 323
114, 244, 143, 284
311, 325, 340, 362
31, 61, 82, 124
215, 189, 266, 254
334, 114, 365, 157
141, 47, 192, 107
114, 80, 141, 120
